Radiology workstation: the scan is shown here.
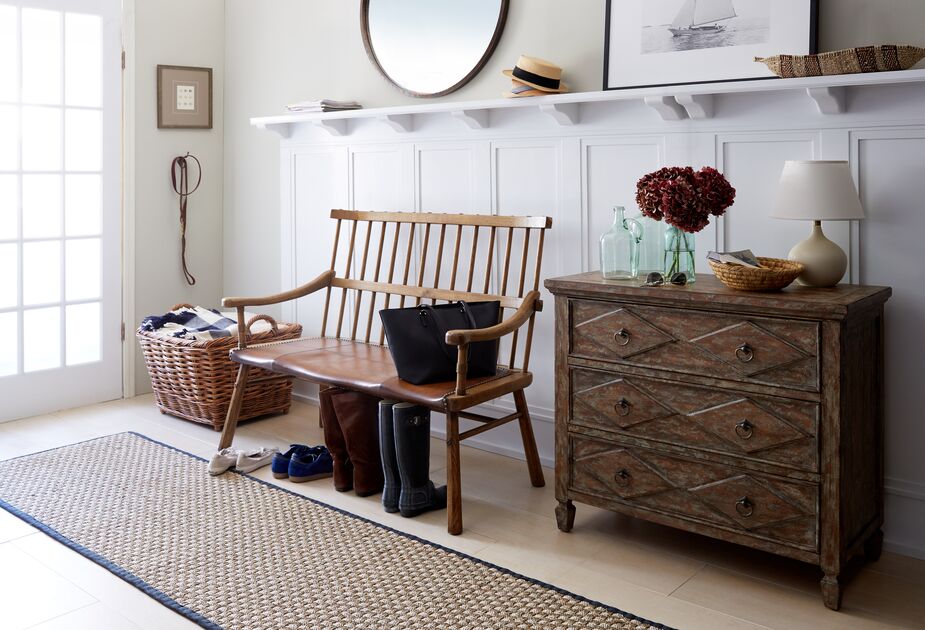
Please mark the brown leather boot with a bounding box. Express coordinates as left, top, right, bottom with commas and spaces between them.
319, 387, 353, 492
330, 389, 384, 497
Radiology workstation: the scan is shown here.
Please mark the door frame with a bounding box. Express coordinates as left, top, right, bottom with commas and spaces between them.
121, 0, 135, 398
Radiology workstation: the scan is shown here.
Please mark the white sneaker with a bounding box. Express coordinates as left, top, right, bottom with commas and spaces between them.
209, 448, 240, 476
235, 447, 280, 474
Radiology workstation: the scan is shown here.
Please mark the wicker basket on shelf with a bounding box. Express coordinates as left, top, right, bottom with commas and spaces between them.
756, 45, 925, 78
136, 305, 302, 430
708, 257, 805, 292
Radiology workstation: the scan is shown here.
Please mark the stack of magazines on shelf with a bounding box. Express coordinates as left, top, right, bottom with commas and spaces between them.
285, 99, 362, 113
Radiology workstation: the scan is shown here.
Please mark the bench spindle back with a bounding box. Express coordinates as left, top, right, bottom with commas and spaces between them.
319, 210, 551, 373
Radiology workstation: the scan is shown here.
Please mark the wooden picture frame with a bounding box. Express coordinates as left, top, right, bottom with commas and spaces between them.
603, 0, 818, 90
157, 65, 213, 129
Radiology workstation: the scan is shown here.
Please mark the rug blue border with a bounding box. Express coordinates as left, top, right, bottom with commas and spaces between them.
0, 432, 675, 630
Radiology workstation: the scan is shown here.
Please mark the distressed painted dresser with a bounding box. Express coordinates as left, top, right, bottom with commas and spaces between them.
544, 272, 891, 610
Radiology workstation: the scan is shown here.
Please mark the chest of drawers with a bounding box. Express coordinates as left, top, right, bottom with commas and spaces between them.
544, 272, 891, 610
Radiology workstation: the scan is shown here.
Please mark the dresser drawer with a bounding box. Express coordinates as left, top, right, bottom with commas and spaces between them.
570, 367, 818, 472
570, 299, 819, 391
570, 435, 818, 550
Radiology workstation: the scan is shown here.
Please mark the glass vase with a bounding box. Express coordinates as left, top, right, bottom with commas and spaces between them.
664, 226, 696, 283
600, 206, 642, 280
636, 213, 665, 277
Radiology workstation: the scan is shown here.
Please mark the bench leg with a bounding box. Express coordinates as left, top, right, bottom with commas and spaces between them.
514, 389, 545, 488
446, 411, 463, 536
218, 365, 251, 450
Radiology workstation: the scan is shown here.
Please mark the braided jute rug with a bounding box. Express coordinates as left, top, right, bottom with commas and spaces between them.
0, 433, 671, 630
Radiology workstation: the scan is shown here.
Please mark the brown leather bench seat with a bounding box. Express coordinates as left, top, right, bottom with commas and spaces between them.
231, 337, 532, 412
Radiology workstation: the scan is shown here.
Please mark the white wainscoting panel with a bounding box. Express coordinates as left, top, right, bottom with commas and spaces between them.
271, 85, 925, 558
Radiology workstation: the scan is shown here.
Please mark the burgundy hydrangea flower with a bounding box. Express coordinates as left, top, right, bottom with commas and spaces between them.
696, 166, 737, 217
635, 166, 736, 233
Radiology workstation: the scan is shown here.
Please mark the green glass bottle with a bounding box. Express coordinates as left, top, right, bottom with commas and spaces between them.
600, 206, 643, 280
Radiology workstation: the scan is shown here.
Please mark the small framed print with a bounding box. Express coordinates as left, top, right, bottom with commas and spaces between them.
604, 0, 818, 90
157, 65, 213, 129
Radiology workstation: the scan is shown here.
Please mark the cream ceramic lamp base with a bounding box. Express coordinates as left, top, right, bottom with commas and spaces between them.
789, 221, 847, 287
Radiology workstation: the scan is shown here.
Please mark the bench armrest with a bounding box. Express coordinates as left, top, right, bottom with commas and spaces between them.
444, 291, 541, 346
222, 270, 336, 308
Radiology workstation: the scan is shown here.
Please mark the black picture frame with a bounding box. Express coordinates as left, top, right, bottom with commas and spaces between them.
603, 0, 819, 91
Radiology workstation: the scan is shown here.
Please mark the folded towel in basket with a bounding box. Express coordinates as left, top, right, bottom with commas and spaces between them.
140, 306, 272, 342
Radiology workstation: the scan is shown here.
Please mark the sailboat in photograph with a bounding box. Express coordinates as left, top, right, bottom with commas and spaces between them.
668, 0, 737, 37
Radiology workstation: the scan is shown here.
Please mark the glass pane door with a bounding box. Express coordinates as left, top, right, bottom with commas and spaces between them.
0, 0, 121, 421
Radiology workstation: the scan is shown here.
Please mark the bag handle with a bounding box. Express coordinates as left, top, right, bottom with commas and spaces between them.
418, 301, 478, 362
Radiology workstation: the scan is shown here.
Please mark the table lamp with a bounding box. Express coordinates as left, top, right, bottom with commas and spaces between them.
770, 160, 865, 287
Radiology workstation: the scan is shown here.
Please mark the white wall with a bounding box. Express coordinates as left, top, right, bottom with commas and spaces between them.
222, 0, 925, 308
130, 0, 225, 392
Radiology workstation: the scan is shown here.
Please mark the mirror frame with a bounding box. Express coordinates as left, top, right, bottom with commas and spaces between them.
360, 0, 510, 98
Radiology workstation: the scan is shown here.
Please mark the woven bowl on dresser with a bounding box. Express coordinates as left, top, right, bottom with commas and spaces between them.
709, 257, 805, 292
136, 307, 302, 430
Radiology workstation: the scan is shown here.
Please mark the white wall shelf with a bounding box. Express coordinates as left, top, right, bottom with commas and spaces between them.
251, 69, 925, 136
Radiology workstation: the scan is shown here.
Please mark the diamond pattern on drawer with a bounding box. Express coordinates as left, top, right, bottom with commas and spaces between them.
690, 399, 805, 454
573, 376, 675, 429
573, 307, 673, 359
690, 321, 807, 377
689, 474, 809, 530
573, 447, 672, 500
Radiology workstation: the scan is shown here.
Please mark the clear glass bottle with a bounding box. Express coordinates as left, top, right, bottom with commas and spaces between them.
600, 206, 643, 280
636, 213, 665, 277
664, 226, 696, 283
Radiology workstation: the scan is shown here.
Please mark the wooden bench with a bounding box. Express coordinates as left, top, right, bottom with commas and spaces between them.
218, 210, 551, 535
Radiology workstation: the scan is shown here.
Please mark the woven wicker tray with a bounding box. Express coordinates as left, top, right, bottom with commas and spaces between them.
708, 257, 804, 292
756, 45, 925, 78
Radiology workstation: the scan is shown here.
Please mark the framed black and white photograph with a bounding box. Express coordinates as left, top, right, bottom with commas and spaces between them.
604, 0, 818, 90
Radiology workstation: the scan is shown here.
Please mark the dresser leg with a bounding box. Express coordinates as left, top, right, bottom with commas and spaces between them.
864, 528, 884, 562
820, 574, 842, 610
555, 500, 575, 533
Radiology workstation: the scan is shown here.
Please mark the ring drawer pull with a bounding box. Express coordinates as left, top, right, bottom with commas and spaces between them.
735, 496, 754, 518
613, 328, 631, 346
735, 343, 754, 363
735, 419, 754, 440
614, 469, 631, 486
614, 398, 632, 417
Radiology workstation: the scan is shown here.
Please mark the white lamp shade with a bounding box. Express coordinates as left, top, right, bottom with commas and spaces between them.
771, 160, 866, 221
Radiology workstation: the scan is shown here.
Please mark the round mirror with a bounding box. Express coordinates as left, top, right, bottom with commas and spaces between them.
361, 0, 509, 98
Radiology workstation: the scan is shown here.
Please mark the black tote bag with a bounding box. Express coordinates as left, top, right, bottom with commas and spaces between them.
379, 300, 501, 385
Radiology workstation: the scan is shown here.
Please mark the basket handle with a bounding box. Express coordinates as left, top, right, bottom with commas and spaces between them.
171, 303, 194, 311
245, 314, 279, 335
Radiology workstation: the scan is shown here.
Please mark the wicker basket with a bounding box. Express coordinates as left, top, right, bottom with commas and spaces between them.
136, 305, 302, 430
708, 257, 805, 292
756, 45, 925, 78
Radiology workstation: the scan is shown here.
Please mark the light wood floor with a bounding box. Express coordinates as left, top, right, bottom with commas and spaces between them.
0, 395, 922, 630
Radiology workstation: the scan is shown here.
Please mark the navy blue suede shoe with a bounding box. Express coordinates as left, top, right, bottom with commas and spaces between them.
288, 448, 334, 483
272, 445, 321, 479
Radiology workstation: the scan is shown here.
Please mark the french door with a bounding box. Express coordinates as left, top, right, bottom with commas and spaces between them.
0, 0, 121, 421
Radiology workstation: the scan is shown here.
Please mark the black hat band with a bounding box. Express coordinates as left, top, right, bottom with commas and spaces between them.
512, 65, 560, 90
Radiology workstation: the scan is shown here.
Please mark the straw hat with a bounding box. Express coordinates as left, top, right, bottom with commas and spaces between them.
502, 55, 568, 97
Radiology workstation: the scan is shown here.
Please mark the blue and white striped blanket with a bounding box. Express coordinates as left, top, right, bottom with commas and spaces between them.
140, 306, 272, 342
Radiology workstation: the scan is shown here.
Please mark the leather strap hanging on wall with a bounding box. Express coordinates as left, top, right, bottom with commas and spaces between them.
170, 153, 202, 286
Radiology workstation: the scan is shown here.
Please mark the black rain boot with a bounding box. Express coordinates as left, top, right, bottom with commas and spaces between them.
393, 403, 447, 518
378, 400, 400, 513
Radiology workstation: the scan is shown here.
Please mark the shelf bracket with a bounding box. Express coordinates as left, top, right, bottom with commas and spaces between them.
313, 119, 346, 136
450, 109, 488, 130
675, 94, 714, 120
539, 103, 579, 126
644, 96, 687, 121
806, 86, 847, 115
255, 121, 292, 139
378, 114, 413, 133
